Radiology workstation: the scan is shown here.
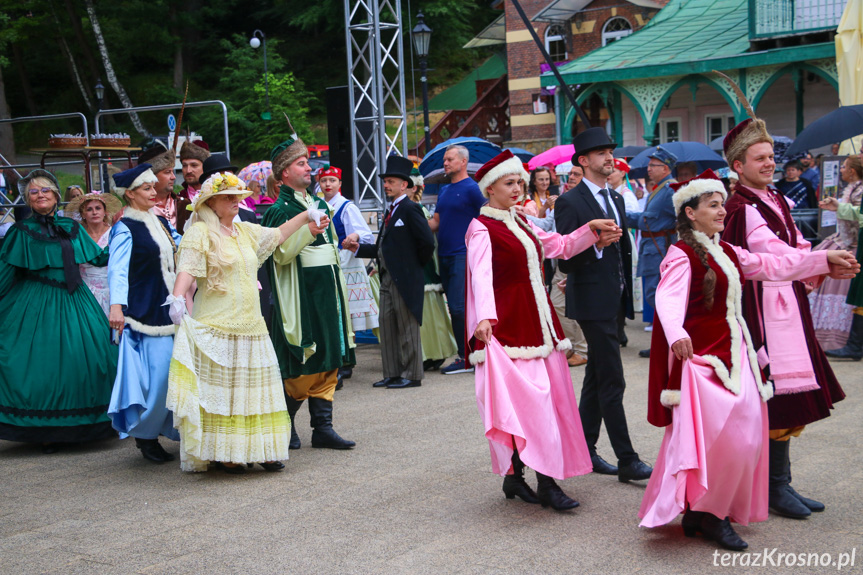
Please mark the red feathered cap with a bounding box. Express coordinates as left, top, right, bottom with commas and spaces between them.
613, 158, 630, 173
319, 166, 342, 180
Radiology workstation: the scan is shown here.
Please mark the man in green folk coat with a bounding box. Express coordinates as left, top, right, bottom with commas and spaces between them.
263, 134, 356, 451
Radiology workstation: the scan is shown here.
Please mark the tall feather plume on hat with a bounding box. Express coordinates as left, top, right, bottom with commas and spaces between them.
271, 112, 308, 180
145, 82, 189, 174
714, 70, 773, 168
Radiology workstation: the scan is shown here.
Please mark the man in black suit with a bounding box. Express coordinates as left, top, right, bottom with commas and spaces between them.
348, 156, 435, 388
554, 127, 653, 483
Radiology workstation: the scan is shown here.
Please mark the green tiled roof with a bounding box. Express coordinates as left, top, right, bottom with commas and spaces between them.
428, 52, 507, 112
541, 0, 835, 85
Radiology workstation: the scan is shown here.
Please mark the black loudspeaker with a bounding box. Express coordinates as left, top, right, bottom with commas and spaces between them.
326, 86, 375, 202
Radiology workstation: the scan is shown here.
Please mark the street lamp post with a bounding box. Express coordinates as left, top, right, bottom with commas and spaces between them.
94, 78, 105, 110
250, 30, 270, 120
94, 79, 106, 191
412, 12, 433, 154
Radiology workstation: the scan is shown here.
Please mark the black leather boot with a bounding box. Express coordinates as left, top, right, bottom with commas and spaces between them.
535, 472, 579, 510
284, 396, 304, 450
153, 441, 175, 462
786, 440, 825, 512
681, 509, 705, 537
768, 439, 811, 519
698, 513, 748, 551
308, 397, 355, 449
502, 450, 539, 504
135, 438, 166, 463
825, 314, 863, 360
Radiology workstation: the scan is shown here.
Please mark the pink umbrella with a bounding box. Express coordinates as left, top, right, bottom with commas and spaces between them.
237, 161, 273, 190
528, 145, 575, 169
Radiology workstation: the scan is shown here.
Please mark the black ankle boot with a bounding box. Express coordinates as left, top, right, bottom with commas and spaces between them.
786, 440, 825, 512
135, 438, 167, 463
700, 514, 748, 551
284, 396, 304, 450
768, 439, 811, 519
825, 314, 863, 360
502, 450, 539, 504
535, 472, 579, 510
308, 397, 355, 449
153, 440, 175, 462
681, 509, 705, 537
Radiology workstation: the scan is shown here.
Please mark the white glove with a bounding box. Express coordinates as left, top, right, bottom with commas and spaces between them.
306, 205, 326, 227
162, 294, 187, 325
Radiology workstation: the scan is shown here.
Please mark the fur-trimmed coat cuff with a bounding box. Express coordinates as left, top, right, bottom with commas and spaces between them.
660, 389, 681, 407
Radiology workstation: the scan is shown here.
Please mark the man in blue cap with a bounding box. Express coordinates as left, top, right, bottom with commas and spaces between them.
625, 146, 678, 358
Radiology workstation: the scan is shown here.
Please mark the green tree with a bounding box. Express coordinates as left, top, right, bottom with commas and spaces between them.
193, 34, 313, 164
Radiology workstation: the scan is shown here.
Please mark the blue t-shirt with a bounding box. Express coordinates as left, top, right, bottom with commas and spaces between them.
436, 177, 486, 257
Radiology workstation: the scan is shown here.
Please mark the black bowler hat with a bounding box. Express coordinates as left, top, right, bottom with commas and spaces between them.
571, 127, 617, 163
379, 155, 414, 188
200, 153, 239, 183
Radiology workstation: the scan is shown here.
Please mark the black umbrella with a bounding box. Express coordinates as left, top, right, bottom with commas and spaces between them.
786, 104, 863, 156
614, 145, 648, 159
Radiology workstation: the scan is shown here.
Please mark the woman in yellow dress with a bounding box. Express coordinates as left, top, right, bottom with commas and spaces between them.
166, 172, 328, 473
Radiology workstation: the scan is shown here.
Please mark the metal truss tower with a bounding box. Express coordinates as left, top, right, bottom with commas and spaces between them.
344, 0, 409, 211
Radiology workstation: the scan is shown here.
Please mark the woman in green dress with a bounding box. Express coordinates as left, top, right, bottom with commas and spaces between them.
0, 170, 117, 452
410, 172, 457, 371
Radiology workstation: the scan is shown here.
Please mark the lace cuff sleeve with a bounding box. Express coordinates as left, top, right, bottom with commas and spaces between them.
177, 246, 207, 278
254, 226, 282, 266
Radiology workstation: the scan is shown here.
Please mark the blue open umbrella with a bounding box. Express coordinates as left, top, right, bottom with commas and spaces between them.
505, 147, 535, 162
628, 141, 727, 179
419, 137, 502, 184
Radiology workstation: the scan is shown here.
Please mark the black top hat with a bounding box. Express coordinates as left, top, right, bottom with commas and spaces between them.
379, 155, 414, 188
571, 127, 617, 163
200, 153, 239, 183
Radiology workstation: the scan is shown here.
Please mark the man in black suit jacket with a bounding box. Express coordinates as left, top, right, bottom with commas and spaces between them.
554, 127, 653, 483
349, 156, 435, 388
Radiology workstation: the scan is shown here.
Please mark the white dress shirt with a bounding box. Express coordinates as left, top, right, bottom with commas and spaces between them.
582, 175, 621, 258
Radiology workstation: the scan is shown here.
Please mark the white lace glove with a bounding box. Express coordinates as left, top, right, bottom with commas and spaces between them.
306, 205, 326, 227
162, 294, 187, 325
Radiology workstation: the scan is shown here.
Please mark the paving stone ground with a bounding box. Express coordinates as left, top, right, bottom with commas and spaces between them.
2, 322, 860, 574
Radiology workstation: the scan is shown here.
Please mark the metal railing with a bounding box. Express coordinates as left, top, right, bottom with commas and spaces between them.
750, 0, 846, 38
0, 112, 92, 223
95, 100, 230, 158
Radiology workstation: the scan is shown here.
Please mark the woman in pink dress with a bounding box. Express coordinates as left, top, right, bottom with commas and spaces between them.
809, 155, 863, 349
66, 192, 123, 316
639, 171, 858, 550
465, 150, 618, 511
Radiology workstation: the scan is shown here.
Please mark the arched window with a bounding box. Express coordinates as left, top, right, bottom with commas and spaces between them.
601, 17, 632, 46
545, 24, 568, 62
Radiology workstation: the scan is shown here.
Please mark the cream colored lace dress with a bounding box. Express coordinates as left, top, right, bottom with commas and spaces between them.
167, 221, 289, 472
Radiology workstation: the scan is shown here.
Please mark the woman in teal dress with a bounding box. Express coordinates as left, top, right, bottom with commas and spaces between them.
0, 170, 117, 451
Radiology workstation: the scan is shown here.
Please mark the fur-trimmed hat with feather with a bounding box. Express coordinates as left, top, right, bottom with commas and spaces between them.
179, 139, 210, 163
715, 71, 773, 168
271, 113, 308, 180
